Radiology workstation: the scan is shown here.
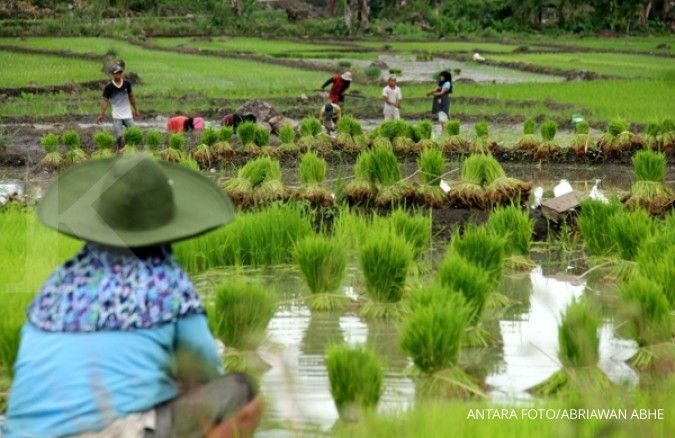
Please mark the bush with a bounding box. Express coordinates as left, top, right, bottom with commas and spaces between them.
62, 130, 80, 150
485, 205, 533, 256
168, 133, 186, 150
325, 345, 383, 413
558, 299, 600, 368
418, 147, 444, 186
523, 119, 536, 135
298, 151, 326, 184
253, 126, 271, 147
40, 133, 60, 153
211, 280, 277, 350
145, 130, 164, 150
237, 121, 257, 145
200, 127, 219, 146
278, 124, 295, 144
540, 120, 557, 141
360, 231, 412, 303
633, 149, 666, 183
123, 126, 144, 146
474, 121, 489, 138
446, 119, 460, 136
300, 117, 323, 137
437, 253, 492, 324
294, 234, 346, 295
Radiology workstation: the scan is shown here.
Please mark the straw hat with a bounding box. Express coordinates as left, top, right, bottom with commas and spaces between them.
38, 154, 234, 247
341, 71, 353, 81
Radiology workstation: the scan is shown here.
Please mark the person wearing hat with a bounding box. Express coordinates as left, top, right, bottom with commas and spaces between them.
167, 115, 206, 133
96, 64, 141, 150
1, 154, 262, 437
319, 102, 341, 134
321, 71, 352, 107
382, 74, 402, 121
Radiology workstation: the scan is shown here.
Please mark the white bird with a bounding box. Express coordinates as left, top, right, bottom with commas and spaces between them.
472, 52, 485, 62
531, 186, 544, 208
553, 179, 573, 197
589, 178, 608, 203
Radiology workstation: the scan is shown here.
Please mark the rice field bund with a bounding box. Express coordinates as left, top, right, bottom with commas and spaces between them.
1, 33, 674, 437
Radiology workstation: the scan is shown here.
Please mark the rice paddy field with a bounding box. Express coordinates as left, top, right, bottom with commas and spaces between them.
1, 33, 674, 437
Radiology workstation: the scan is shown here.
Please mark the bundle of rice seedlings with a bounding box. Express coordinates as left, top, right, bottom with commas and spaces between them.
534, 120, 560, 160
190, 143, 212, 169
210, 280, 277, 352
335, 115, 363, 151
61, 129, 87, 165
569, 121, 596, 157
236, 121, 258, 152
39, 133, 62, 169
277, 123, 298, 153
446, 119, 461, 136
640, 121, 661, 150
450, 225, 505, 291
92, 130, 116, 160
254, 126, 271, 148
218, 125, 234, 142
325, 345, 383, 420
401, 289, 483, 397
224, 157, 281, 207
393, 135, 416, 154
577, 199, 622, 257
474, 121, 489, 138
619, 276, 673, 369
598, 118, 633, 156
145, 130, 164, 152
608, 209, 656, 261
387, 209, 432, 260
345, 145, 411, 206
371, 136, 393, 150
0, 292, 32, 378
532, 299, 611, 395
200, 126, 219, 147
637, 240, 674, 309
460, 154, 505, 186
378, 119, 414, 141
178, 155, 200, 171
659, 118, 675, 153
359, 231, 412, 319
295, 151, 333, 207
485, 177, 531, 207
515, 118, 540, 151
415, 147, 445, 207
626, 150, 674, 214
486, 204, 534, 268
437, 253, 493, 347
211, 141, 234, 162
160, 134, 184, 162
454, 154, 525, 208
414, 120, 433, 141
300, 116, 323, 137
121, 126, 143, 155
294, 234, 348, 311
441, 123, 470, 152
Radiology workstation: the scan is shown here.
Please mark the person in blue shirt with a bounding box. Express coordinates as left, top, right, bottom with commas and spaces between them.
2, 154, 262, 437
426, 70, 453, 130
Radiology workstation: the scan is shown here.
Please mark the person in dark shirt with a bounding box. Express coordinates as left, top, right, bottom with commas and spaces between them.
96, 64, 140, 148
321, 71, 352, 107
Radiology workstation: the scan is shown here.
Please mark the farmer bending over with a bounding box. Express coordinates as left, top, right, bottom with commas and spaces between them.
222, 113, 257, 130
96, 64, 140, 149
167, 115, 205, 133
321, 71, 352, 107
2, 154, 262, 437
320, 102, 341, 134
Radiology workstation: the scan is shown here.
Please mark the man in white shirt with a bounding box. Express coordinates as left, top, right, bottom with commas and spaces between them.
96, 64, 140, 149
382, 75, 402, 120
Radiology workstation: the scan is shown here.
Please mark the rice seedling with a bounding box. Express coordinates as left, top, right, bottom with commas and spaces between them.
608, 209, 656, 260
523, 118, 536, 135
345, 145, 410, 206
415, 147, 445, 207
636, 236, 674, 308
0, 292, 32, 377
393, 136, 416, 154
239, 157, 281, 185
178, 155, 200, 171
532, 299, 610, 396
123, 126, 144, 147
39, 132, 62, 169
199, 126, 219, 146
485, 204, 533, 260
534, 120, 561, 160
457, 154, 526, 207
449, 226, 505, 289
337, 115, 364, 137
236, 120, 257, 147
62, 130, 80, 149
540, 120, 557, 141
446, 120, 461, 136
386, 209, 431, 261
62, 131, 87, 165
599, 118, 633, 155
299, 117, 323, 137
414, 120, 433, 141
569, 131, 596, 157
225, 156, 286, 206
253, 126, 271, 147
294, 234, 348, 311
94, 130, 116, 150
619, 276, 673, 369
577, 199, 623, 256
325, 345, 383, 419
515, 118, 540, 151
576, 120, 590, 134
160, 134, 185, 162
210, 280, 277, 350
474, 121, 489, 138
218, 125, 234, 142
378, 120, 414, 141
145, 130, 164, 151
400, 289, 483, 397
190, 143, 212, 168
278, 123, 295, 144
460, 154, 505, 186
298, 151, 326, 184
359, 231, 412, 320
626, 150, 673, 213
633, 149, 666, 182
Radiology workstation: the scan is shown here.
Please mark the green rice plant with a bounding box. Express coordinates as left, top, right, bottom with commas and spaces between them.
190, 143, 212, 168
325, 345, 383, 417
0, 292, 32, 377
336, 115, 363, 137
294, 235, 347, 311
608, 209, 656, 260
523, 118, 536, 135
446, 119, 461, 136
386, 209, 431, 261
608, 118, 629, 137
449, 226, 505, 288
437, 253, 492, 326
646, 121, 661, 137
460, 154, 505, 186
299, 117, 323, 137
540, 120, 557, 141
356, 144, 401, 185
414, 120, 433, 141
637, 240, 674, 308
485, 205, 533, 257
298, 151, 326, 184
39, 133, 62, 169
278, 124, 295, 144
474, 121, 489, 138
145, 130, 164, 151
365, 67, 381, 81
417, 147, 444, 186
237, 121, 257, 145
577, 199, 623, 256
575, 120, 590, 134
378, 120, 414, 141
62, 130, 80, 150
218, 125, 234, 142
633, 149, 666, 182
168, 133, 186, 151
239, 156, 281, 186
401, 290, 469, 373
178, 156, 199, 171
359, 231, 412, 319
40, 133, 60, 153
200, 126, 219, 146
253, 126, 271, 147
123, 126, 144, 146
393, 136, 415, 153
662, 118, 674, 133
569, 132, 595, 156
93, 131, 116, 150
210, 280, 277, 350
620, 276, 672, 356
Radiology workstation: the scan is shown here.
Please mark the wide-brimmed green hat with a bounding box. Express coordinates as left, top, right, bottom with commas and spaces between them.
38, 154, 234, 247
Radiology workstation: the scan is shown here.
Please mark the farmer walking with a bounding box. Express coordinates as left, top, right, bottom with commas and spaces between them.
96, 63, 140, 149
2, 154, 262, 437
321, 71, 352, 107
426, 70, 452, 130
382, 74, 402, 120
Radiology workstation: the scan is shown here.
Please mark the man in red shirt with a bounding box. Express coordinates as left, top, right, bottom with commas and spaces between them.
321, 71, 352, 107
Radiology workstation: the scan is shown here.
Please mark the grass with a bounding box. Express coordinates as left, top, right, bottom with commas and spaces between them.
485, 205, 533, 257
210, 280, 277, 350
294, 234, 347, 311
577, 200, 623, 257
325, 345, 383, 417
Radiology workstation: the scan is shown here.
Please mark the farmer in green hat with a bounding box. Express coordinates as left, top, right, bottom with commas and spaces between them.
2, 154, 262, 437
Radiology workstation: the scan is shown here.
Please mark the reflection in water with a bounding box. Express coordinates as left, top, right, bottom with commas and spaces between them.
487, 266, 637, 402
